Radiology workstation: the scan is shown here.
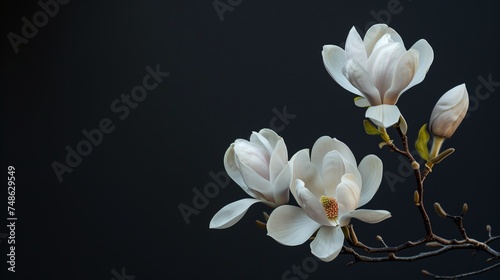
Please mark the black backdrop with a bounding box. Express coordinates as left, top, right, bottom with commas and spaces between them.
1, 1, 499, 279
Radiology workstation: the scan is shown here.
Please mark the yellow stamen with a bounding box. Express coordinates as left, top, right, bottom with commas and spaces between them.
321, 195, 338, 220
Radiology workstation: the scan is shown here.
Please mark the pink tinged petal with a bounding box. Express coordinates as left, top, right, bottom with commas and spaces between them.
209, 198, 261, 229
344, 59, 382, 105
310, 226, 344, 262
236, 153, 274, 201
402, 39, 434, 93
342, 209, 391, 225
291, 149, 324, 198
336, 174, 361, 218
354, 97, 371, 107
365, 104, 401, 128
224, 144, 258, 199
365, 42, 406, 97
267, 205, 321, 246
357, 155, 383, 208
321, 151, 345, 197
272, 163, 292, 206
384, 49, 419, 105
322, 45, 364, 96
429, 84, 469, 138
234, 140, 270, 180
363, 24, 404, 56
311, 136, 357, 169
345, 26, 368, 68
295, 179, 332, 226
269, 138, 288, 184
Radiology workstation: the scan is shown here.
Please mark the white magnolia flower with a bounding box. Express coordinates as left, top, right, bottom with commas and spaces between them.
322, 24, 434, 128
267, 136, 391, 261
429, 84, 469, 139
210, 128, 292, 229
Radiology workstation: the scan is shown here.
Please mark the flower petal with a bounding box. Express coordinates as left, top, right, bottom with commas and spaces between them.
234, 139, 270, 179
272, 163, 292, 206
365, 104, 401, 128
224, 144, 258, 199
290, 149, 323, 199
345, 26, 368, 68
357, 155, 383, 208
321, 151, 345, 197
236, 153, 273, 201
322, 45, 364, 96
342, 209, 391, 224
209, 198, 261, 229
311, 136, 357, 169
402, 39, 434, 93
365, 42, 406, 97
295, 179, 332, 226
363, 24, 404, 57
267, 205, 321, 246
336, 174, 361, 218
354, 97, 371, 107
269, 138, 288, 184
384, 49, 419, 104
344, 59, 382, 105
310, 226, 344, 262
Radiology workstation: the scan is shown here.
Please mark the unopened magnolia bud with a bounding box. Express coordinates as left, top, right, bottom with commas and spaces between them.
421, 270, 432, 276
414, 191, 420, 206
486, 225, 492, 233
411, 161, 420, 170
429, 84, 469, 139
462, 203, 469, 214
375, 235, 383, 242
425, 242, 443, 248
434, 202, 447, 218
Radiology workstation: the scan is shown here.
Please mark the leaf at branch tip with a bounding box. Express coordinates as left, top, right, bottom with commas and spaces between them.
415, 124, 430, 161
430, 148, 455, 164
363, 120, 382, 135
378, 142, 388, 149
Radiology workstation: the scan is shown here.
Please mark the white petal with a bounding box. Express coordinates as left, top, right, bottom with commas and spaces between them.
250, 131, 274, 155
295, 179, 332, 226
237, 154, 273, 201
336, 174, 361, 217
365, 104, 401, 128
269, 138, 288, 184
311, 136, 357, 169
357, 155, 383, 208
345, 26, 368, 68
401, 39, 434, 93
344, 59, 382, 105
342, 209, 391, 224
223, 144, 258, 199
272, 163, 292, 206
322, 45, 364, 96
365, 42, 406, 97
384, 49, 419, 104
310, 226, 344, 262
234, 140, 270, 179
364, 24, 404, 57
209, 198, 261, 229
267, 205, 321, 246
321, 151, 345, 197
290, 149, 324, 199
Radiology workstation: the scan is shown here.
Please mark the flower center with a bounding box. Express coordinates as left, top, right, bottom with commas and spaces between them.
320, 195, 339, 220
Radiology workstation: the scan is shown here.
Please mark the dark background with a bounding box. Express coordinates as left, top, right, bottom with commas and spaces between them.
1, 1, 499, 279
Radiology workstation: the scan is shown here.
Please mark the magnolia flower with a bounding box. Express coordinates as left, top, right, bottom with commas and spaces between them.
210, 128, 292, 229
322, 24, 434, 127
267, 136, 391, 261
429, 84, 469, 139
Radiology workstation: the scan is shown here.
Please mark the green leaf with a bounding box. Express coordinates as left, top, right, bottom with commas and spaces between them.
363, 120, 381, 135
430, 148, 455, 164
415, 124, 430, 161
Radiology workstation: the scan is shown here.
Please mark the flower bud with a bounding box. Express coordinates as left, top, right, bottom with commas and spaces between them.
429, 84, 469, 138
